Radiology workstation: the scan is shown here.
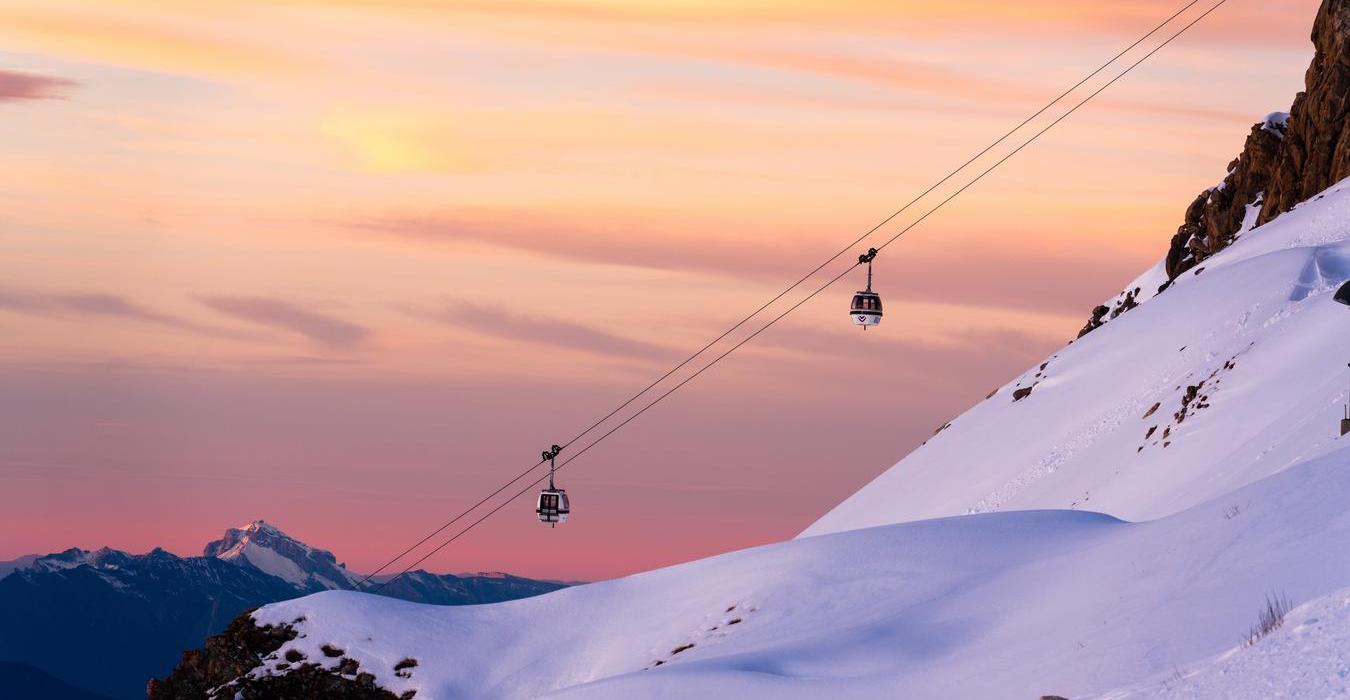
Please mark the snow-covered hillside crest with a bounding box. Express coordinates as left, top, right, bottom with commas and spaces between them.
151, 179, 1350, 700
802, 175, 1350, 538
205, 519, 360, 590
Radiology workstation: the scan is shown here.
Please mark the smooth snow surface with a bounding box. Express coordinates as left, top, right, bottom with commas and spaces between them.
255, 447, 1350, 699
1099, 586, 1350, 699
234, 541, 312, 587
805, 177, 1350, 537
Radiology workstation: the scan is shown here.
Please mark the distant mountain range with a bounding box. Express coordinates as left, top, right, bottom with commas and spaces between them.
0, 661, 117, 700
0, 520, 568, 700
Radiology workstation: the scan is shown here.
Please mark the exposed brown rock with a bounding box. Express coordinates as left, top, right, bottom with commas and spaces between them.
147, 611, 297, 700
1262, 0, 1350, 221
1164, 123, 1285, 279
148, 611, 402, 700
1082, 0, 1350, 334
1078, 305, 1110, 338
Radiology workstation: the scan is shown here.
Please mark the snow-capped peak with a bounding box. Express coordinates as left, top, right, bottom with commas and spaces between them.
204, 520, 359, 591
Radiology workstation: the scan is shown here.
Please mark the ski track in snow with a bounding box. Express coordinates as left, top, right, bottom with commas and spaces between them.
967, 394, 1140, 514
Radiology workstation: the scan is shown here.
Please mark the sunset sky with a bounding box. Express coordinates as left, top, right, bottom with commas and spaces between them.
0, 0, 1323, 580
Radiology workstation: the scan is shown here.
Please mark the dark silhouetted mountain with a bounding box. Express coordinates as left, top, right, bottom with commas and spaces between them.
0, 520, 568, 700
0, 554, 38, 579
0, 661, 117, 700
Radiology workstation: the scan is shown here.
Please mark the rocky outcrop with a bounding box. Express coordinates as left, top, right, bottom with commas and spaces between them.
1163, 117, 1286, 279
1167, 0, 1350, 279
146, 612, 297, 699
1084, 0, 1350, 334
1262, 0, 1350, 221
147, 613, 405, 700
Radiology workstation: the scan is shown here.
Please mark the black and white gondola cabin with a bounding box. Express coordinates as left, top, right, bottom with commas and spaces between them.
537, 488, 570, 526
850, 290, 883, 328
850, 248, 883, 328
536, 445, 570, 527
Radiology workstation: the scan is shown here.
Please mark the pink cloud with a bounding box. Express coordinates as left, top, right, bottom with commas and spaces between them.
0, 287, 244, 338
353, 213, 1149, 317
415, 300, 677, 362
0, 69, 76, 102
198, 296, 369, 348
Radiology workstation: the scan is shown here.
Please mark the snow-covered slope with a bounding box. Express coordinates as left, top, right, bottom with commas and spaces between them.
242, 444, 1350, 699
156, 175, 1350, 700
160, 178, 1350, 700
1099, 585, 1350, 699
804, 177, 1350, 537
158, 22, 1350, 688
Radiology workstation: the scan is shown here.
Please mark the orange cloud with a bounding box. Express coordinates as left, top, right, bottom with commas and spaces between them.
0, 5, 308, 79
320, 112, 489, 174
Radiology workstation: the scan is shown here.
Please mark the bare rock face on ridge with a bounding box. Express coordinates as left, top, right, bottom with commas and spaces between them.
1082, 0, 1350, 335
1166, 0, 1350, 280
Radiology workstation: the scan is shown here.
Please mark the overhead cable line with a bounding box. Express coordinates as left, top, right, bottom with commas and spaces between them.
871, 0, 1230, 257
370, 262, 862, 591
358, 0, 1220, 589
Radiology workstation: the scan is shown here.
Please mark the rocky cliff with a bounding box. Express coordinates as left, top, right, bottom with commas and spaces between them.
1081, 0, 1350, 336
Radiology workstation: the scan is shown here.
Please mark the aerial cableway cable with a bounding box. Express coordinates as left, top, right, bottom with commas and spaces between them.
369, 262, 862, 592
869, 0, 1232, 258
358, 0, 1223, 591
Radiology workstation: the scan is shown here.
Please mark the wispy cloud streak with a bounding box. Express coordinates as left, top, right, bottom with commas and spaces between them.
0, 69, 75, 102
198, 296, 369, 348
0, 287, 242, 337
415, 300, 675, 362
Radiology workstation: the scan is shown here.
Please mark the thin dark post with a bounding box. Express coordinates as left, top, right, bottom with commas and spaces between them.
1342, 363, 1350, 437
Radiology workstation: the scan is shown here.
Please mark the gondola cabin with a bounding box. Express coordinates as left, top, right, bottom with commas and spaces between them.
536, 488, 570, 526
850, 291, 883, 328
850, 247, 883, 329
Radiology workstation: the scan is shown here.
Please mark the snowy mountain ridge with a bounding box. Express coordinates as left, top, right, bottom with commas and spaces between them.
0, 522, 568, 700
204, 519, 361, 590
